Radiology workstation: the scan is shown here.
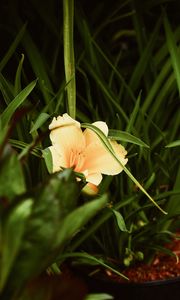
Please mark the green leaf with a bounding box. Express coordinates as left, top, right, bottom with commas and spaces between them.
63, 0, 76, 118
9, 139, 41, 157
92, 39, 136, 103
42, 147, 53, 173
165, 165, 180, 218
108, 130, 149, 148
0, 145, 25, 200
6, 170, 79, 293
148, 72, 175, 121
125, 92, 141, 133
141, 59, 172, 114
112, 209, 128, 232
55, 194, 108, 249
1, 79, 37, 127
14, 54, 25, 96
85, 61, 129, 123
0, 72, 14, 105
59, 252, 128, 280
165, 140, 180, 148
16, 20, 53, 105
0, 199, 33, 291
30, 112, 50, 133
129, 16, 162, 92
164, 13, 180, 94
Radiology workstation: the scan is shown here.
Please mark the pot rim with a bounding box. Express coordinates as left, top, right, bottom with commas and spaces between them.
93, 275, 180, 287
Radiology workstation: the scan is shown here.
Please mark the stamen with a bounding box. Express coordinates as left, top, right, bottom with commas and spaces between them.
69, 149, 85, 172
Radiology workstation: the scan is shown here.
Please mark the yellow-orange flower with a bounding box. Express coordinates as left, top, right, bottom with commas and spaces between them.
48, 113, 128, 188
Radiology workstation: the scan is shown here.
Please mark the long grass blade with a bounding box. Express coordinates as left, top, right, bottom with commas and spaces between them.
1, 79, 37, 127
165, 140, 180, 148
14, 54, 25, 96
129, 17, 162, 92
84, 61, 129, 123
81, 123, 167, 214
59, 252, 128, 280
16, 19, 53, 105
63, 0, 76, 118
164, 13, 180, 94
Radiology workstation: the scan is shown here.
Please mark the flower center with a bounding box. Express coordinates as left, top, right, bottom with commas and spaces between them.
69, 149, 85, 172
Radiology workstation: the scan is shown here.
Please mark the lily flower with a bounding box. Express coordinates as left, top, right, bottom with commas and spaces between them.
48, 113, 128, 192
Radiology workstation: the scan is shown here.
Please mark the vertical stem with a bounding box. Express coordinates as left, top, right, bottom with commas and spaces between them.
63, 0, 76, 119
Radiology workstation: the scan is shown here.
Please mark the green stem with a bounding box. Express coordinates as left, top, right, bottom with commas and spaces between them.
63, 0, 76, 119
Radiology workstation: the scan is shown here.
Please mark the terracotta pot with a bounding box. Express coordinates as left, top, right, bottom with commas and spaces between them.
84, 275, 180, 300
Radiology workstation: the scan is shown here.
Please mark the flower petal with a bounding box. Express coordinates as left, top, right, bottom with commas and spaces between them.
49, 113, 80, 130
50, 124, 86, 168
84, 121, 108, 146
83, 140, 128, 176
85, 172, 103, 185
48, 146, 68, 172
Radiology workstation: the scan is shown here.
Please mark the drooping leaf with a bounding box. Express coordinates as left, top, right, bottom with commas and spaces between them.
59, 252, 128, 280
108, 130, 149, 148
81, 123, 166, 214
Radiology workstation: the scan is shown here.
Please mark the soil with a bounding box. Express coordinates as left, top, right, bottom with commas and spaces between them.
105, 234, 180, 283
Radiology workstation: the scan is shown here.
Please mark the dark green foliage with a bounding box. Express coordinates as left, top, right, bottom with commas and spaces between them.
0, 0, 179, 298
0, 144, 107, 299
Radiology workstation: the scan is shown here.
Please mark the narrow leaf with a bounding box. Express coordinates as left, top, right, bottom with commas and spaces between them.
164, 13, 180, 94
63, 0, 76, 118
125, 92, 141, 133
1, 79, 37, 127
165, 140, 180, 148
129, 17, 162, 92
59, 252, 128, 280
14, 54, 25, 96
30, 112, 50, 133
42, 147, 53, 173
9, 139, 41, 157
